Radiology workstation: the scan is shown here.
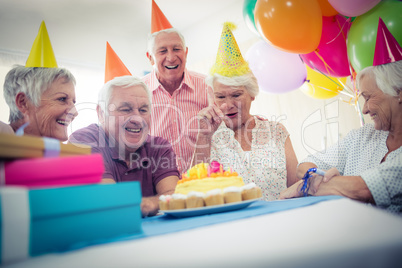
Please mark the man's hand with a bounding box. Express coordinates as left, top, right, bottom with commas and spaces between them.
141, 196, 159, 217
140, 175, 178, 217
101, 178, 116, 184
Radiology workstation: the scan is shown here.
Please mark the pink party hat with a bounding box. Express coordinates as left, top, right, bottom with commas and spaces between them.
373, 17, 402, 66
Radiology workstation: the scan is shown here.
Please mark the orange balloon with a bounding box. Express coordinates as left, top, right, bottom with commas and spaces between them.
317, 0, 338, 16
254, 0, 322, 54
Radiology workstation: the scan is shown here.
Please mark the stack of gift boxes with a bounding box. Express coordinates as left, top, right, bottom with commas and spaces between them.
0, 133, 143, 264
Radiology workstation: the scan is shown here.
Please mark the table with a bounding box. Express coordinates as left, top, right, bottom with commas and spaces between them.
4, 198, 402, 268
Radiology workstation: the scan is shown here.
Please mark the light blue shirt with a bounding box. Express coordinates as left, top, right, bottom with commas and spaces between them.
303, 124, 402, 214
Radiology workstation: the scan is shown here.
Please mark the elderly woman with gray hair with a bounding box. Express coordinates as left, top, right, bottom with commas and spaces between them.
191, 71, 299, 201
280, 61, 402, 214
2, 65, 77, 141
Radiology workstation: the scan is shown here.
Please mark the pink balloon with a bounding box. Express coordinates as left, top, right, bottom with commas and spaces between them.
300, 15, 352, 77
328, 0, 381, 17
245, 41, 307, 94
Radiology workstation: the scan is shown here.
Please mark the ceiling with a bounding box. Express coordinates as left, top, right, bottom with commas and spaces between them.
0, 0, 257, 75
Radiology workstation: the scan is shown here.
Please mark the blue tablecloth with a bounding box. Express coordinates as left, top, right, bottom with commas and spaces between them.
64, 195, 343, 253
120, 195, 343, 242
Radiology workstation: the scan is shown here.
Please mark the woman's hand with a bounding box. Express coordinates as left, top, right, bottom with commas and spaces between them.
197, 104, 225, 137
309, 168, 341, 194
280, 174, 324, 199
280, 167, 341, 199
279, 180, 303, 199
323, 167, 341, 182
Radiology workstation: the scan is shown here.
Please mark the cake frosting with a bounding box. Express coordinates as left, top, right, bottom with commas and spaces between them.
159, 162, 262, 211
175, 176, 245, 195
174, 162, 245, 195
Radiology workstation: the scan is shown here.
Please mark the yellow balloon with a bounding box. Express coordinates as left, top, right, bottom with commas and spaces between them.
300, 66, 346, 99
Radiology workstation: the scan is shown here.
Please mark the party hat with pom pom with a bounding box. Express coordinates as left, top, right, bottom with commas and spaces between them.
105, 42, 132, 83
151, 0, 173, 34
210, 22, 250, 77
373, 17, 402, 66
25, 21, 58, 68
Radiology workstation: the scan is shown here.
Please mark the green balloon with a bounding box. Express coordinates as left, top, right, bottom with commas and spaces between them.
347, 1, 402, 72
344, 16, 356, 22
243, 0, 259, 36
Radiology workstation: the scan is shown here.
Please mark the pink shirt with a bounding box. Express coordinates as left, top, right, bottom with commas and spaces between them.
142, 69, 209, 173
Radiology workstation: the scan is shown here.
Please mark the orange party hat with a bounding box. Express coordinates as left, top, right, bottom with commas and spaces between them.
151, 0, 173, 34
25, 21, 58, 68
105, 42, 132, 83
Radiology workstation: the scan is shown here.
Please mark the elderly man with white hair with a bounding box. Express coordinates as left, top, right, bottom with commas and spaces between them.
69, 76, 179, 217
142, 1, 210, 174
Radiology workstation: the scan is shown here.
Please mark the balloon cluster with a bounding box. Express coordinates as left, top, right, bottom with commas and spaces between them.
243, 0, 402, 100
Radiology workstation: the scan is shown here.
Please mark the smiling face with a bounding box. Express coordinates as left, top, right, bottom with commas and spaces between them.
100, 85, 151, 155
359, 74, 397, 131
149, 31, 188, 86
25, 77, 77, 141
213, 81, 255, 131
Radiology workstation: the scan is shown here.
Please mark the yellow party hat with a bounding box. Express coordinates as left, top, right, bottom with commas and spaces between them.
25, 21, 58, 68
210, 22, 250, 77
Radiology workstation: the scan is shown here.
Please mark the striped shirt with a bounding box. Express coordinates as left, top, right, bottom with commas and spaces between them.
142, 69, 209, 173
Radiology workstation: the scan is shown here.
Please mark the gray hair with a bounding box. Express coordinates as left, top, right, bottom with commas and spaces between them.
206, 72, 259, 98
146, 28, 186, 56
3, 65, 76, 123
357, 61, 402, 97
98, 75, 152, 115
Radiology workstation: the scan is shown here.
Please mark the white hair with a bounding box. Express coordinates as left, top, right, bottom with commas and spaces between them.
146, 28, 186, 56
3, 65, 76, 123
98, 76, 152, 114
357, 61, 402, 97
206, 72, 260, 98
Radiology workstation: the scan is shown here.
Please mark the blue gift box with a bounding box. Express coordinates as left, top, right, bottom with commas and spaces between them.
0, 181, 142, 264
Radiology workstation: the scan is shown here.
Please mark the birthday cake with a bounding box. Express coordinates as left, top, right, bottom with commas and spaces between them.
159, 162, 262, 210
